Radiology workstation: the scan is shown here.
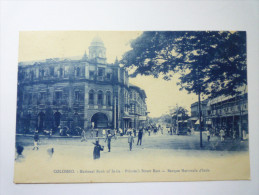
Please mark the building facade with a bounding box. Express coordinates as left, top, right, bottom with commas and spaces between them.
207, 93, 248, 138
16, 36, 147, 134
128, 84, 148, 129
189, 93, 248, 139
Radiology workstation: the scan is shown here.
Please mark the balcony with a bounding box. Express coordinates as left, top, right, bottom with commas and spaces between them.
97, 76, 104, 81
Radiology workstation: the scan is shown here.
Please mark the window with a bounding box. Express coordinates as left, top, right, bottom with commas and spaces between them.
30, 71, 34, 80
98, 68, 105, 77
106, 73, 112, 80
28, 93, 32, 104
89, 90, 94, 105
39, 92, 46, 101
59, 68, 63, 77
33, 93, 37, 104
130, 104, 135, 113
49, 67, 54, 76
89, 71, 95, 79
76, 67, 80, 77
97, 91, 103, 105
75, 91, 80, 101
106, 91, 111, 106
55, 91, 62, 100
74, 90, 84, 102
40, 69, 45, 78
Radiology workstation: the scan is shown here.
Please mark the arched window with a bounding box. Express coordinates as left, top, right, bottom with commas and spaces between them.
106, 91, 112, 106
49, 67, 54, 76
97, 91, 103, 105
59, 68, 63, 77
76, 67, 80, 77
40, 69, 45, 78
89, 90, 94, 105
30, 70, 34, 80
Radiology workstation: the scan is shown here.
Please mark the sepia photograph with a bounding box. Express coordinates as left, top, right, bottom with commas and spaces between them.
13, 31, 250, 183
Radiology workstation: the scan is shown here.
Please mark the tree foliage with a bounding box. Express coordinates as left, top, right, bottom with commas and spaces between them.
169, 106, 189, 120
121, 31, 247, 98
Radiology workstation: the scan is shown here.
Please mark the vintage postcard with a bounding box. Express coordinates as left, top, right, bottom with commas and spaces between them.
14, 31, 250, 183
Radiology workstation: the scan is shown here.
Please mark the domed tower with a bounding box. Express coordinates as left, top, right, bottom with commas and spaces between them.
89, 36, 106, 63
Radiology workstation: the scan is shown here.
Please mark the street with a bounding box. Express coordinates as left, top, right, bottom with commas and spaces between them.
14, 132, 250, 183
16, 132, 248, 162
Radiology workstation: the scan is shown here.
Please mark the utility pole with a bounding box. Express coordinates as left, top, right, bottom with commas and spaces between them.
176, 104, 179, 135
198, 92, 202, 148
114, 97, 116, 130
197, 64, 203, 148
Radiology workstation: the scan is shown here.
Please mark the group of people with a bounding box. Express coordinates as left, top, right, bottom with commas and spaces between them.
92, 128, 144, 160
205, 127, 247, 142
205, 128, 226, 142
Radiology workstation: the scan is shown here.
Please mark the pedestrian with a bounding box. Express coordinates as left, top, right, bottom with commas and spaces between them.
114, 129, 117, 140
33, 130, 39, 150
102, 129, 106, 137
161, 127, 163, 135
220, 129, 225, 142
133, 128, 137, 137
148, 128, 151, 136
49, 128, 53, 138
137, 129, 143, 145
191, 127, 195, 135
81, 129, 87, 142
233, 130, 236, 140
119, 128, 123, 136
187, 128, 191, 135
128, 131, 134, 151
105, 130, 113, 152
93, 140, 104, 160
242, 130, 246, 140
90, 129, 94, 138
47, 147, 54, 159
96, 129, 99, 137
15, 145, 25, 162
206, 129, 211, 142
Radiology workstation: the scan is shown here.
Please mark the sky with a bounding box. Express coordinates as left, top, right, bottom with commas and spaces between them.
19, 31, 198, 118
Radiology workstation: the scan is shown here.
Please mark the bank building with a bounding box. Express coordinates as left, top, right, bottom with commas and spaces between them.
16, 36, 148, 134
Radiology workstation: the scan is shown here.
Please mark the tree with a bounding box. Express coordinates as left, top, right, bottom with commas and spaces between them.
121, 31, 247, 147
169, 106, 189, 120
122, 31, 247, 98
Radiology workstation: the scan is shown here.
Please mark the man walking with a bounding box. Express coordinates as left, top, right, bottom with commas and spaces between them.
81, 129, 87, 142
133, 128, 137, 137
220, 128, 225, 142
33, 130, 40, 150
137, 129, 143, 145
105, 130, 113, 152
128, 132, 134, 151
206, 129, 211, 142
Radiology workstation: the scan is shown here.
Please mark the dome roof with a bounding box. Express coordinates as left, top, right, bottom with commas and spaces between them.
90, 35, 104, 47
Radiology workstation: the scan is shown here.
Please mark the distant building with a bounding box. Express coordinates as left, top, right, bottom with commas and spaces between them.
128, 84, 148, 129
16, 36, 147, 134
189, 99, 209, 130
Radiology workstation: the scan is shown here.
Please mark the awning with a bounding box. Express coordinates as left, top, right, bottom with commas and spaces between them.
122, 115, 134, 119
139, 116, 147, 121
189, 117, 198, 121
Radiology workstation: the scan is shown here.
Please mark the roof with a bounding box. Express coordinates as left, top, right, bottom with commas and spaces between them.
90, 35, 104, 47
208, 86, 248, 105
129, 83, 147, 99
